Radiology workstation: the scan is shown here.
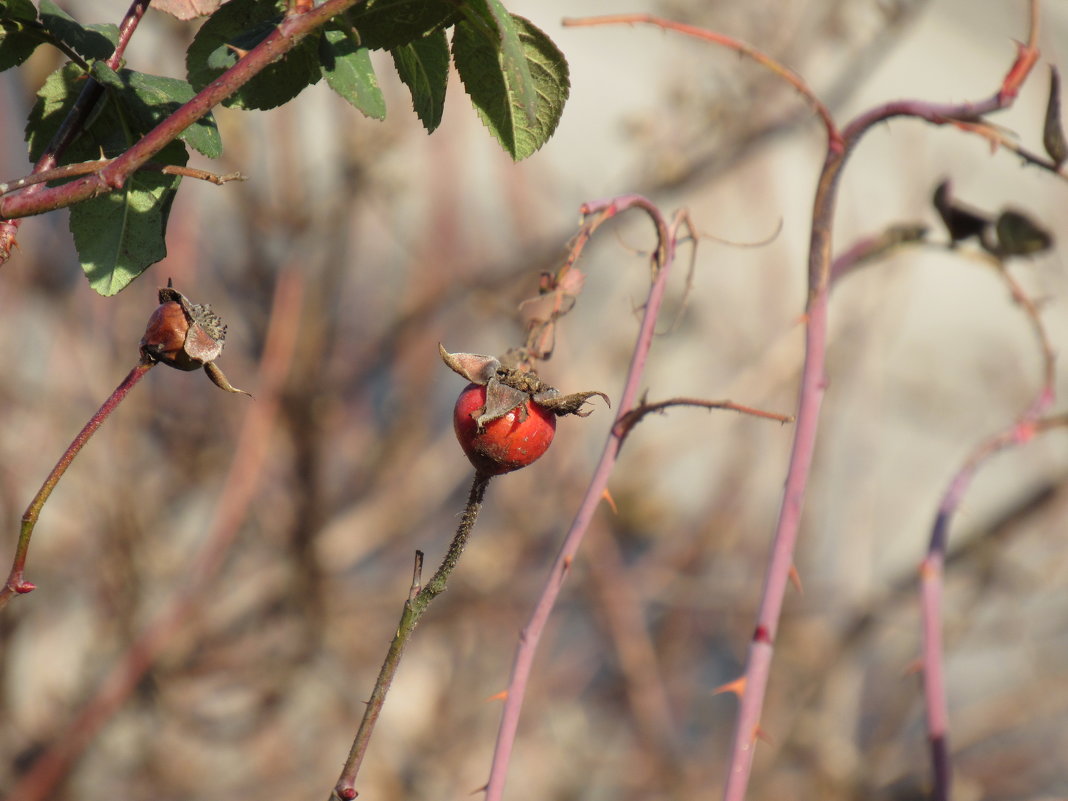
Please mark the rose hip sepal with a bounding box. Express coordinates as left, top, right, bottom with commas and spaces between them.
139, 282, 249, 396
440, 344, 608, 475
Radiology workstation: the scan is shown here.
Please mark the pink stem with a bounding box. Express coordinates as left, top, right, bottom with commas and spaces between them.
484, 195, 677, 801
0, 361, 154, 611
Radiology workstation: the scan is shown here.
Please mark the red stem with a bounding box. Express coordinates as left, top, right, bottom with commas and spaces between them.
4, 269, 303, 801
0, 0, 365, 222
0, 0, 152, 262
0, 360, 154, 611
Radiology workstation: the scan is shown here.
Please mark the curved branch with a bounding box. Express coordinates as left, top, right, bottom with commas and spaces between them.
484, 196, 682, 801
0, 0, 365, 222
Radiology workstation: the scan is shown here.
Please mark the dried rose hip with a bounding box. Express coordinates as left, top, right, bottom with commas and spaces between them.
139, 283, 248, 395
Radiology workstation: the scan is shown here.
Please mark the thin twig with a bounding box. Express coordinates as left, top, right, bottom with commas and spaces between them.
918, 243, 1055, 801
332, 472, 492, 800
0, 360, 155, 611
561, 15, 842, 151
5, 269, 302, 801
0, 160, 245, 196
613, 396, 794, 444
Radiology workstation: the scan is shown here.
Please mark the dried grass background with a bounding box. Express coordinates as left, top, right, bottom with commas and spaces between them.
2, 1, 1068, 799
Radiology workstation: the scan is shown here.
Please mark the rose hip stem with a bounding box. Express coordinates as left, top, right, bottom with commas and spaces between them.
0, 360, 155, 611
332, 471, 492, 800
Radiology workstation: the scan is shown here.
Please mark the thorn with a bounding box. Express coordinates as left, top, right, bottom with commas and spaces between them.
754, 724, 773, 745
225, 43, 250, 58
788, 564, 803, 594
600, 488, 619, 515
919, 560, 940, 580
485, 690, 508, 702
204, 362, 252, 396
1014, 420, 1038, 444
902, 659, 922, 677
469, 783, 489, 796
562, 555, 573, 573
713, 676, 746, 698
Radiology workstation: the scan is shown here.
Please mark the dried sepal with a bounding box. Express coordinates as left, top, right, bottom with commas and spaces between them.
441, 344, 609, 429
439, 344, 500, 384
932, 180, 991, 245
204, 361, 251, 396
534, 390, 610, 417
1044, 65, 1068, 168
993, 210, 1053, 257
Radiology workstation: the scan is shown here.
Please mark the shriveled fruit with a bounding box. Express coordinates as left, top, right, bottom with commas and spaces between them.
454, 383, 556, 475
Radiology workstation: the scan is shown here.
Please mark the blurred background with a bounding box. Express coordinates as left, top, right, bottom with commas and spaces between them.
2, 0, 1068, 799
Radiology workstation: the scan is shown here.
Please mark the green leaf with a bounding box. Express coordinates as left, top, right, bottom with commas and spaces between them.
39, 0, 117, 61
390, 29, 448, 132
1, 0, 38, 23
90, 62, 222, 158
1, 0, 44, 70
70, 140, 188, 296
186, 0, 321, 111
0, 26, 39, 71
321, 28, 385, 120
26, 63, 132, 163
452, 14, 569, 160
460, 0, 536, 125
28, 65, 192, 294
343, 0, 457, 51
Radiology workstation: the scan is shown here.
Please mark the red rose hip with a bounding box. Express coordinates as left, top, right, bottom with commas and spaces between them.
453, 383, 556, 475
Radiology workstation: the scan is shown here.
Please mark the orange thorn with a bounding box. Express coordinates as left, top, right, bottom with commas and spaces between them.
919, 560, 941, 580
754, 724, 774, 745
485, 690, 508, 702
1014, 420, 1037, 444
601, 488, 619, 515
713, 676, 747, 698
562, 555, 573, 572
902, 659, 923, 677
469, 783, 489, 795
788, 564, 803, 594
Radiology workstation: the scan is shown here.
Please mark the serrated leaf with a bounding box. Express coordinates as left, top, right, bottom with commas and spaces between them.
460, 0, 535, 125
91, 62, 222, 157
26, 63, 132, 163
391, 30, 448, 132
344, 0, 456, 51
1, 0, 44, 71
71, 141, 188, 296
39, 0, 117, 61
452, 14, 569, 160
186, 0, 321, 111
0, 20, 41, 71
321, 28, 385, 119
